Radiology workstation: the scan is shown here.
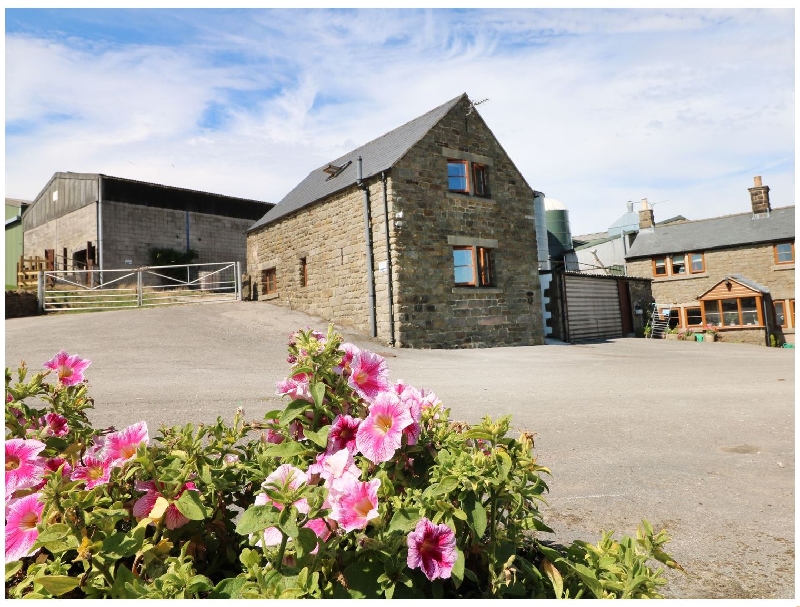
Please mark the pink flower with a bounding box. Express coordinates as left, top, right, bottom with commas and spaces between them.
133, 481, 199, 529
262, 465, 309, 512
355, 392, 413, 464
5, 493, 45, 562
261, 419, 285, 445
304, 517, 332, 553
43, 350, 92, 386
104, 421, 149, 465
276, 373, 313, 402
33, 458, 73, 491
308, 448, 360, 487
5, 438, 46, 496
328, 475, 381, 532
70, 455, 112, 489
396, 381, 424, 446
347, 350, 389, 401
40, 413, 69, 437
407, 518, 458, 581
327, 414, 361, 454
334, 343, 360, 375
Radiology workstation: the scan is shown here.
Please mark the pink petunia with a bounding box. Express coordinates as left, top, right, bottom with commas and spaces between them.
347, 350, 389, 401
133, 480, 199, 530
276, 373, 313, 402
40, 413, 69, 438
327, 414, 361, 454
70, 455, 112, 489
104, 421, 149, 465
5, 493, 45, 562
328, 475, 381, 532
304, 517, 332, 554
261, 419, 285, 445
262, 464, 309, 512
355, 392, 413, 464
43, 350, 92, 386
395, 381, 424, 446
407, 518, 458, 581
308, 448, 360, 488
333, 343, 360, 376
5, 438, 46, 496
33, 458, 73, 491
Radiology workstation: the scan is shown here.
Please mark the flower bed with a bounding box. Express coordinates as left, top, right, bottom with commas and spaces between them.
5, 327, 682, 598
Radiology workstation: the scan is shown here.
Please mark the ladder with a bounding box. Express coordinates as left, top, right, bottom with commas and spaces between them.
647, 303, 673, 339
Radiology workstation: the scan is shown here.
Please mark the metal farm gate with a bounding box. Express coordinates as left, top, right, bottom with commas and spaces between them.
38, 262, 241, 313
563, 273, 624, 342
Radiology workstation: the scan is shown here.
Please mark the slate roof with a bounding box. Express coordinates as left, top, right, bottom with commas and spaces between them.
248, 93, 466, 232
626, 206, 794, 259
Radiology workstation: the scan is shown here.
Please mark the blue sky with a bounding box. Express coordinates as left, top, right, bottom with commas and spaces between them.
4, 8, 795, 235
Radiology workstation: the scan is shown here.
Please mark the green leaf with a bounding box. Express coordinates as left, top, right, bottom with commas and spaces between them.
209, 577, 248, 599
496, 450, 512, 481
342, 558, 384, 598
175, 490, 208, 521
542, 559, 563, 599
295, 527, 318, 559
278, 506, 299, 538
310, 382, 326, 409
303, 425, 331, 449
235, 505, 280, 535
186, 575, 214, 595
35, 523, 71, 544
425, 476, 459, 498
451, 548, 465, 589
6, 561, 23, 581
279, 399, 312, 426
466, 498, 487, 538
263, 441, 307, 458
462, 428, 492, 440
111, 564, 139, 599
102, 527, 145, 559
571, 563, 604, 598
388, 508, 421, 533
36, 576, 80, 597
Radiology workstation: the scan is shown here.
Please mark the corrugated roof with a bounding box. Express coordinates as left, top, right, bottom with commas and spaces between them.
626, 206, 794, 259
248, 93, 466, 232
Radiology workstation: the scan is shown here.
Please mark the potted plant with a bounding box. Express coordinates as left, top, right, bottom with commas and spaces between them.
665, 327, 679, 340
703, 324, 718, 342
678, 329, 694, 341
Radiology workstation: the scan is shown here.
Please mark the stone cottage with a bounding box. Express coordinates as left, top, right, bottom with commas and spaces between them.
625, 177, 794, 346
246, 94, 545, 348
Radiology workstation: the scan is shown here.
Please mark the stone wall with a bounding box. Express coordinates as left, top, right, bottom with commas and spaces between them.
390, 96, 544, 348
5, 290, 39, 319
246, 181, 386, 334
23, 202, 98, 266
102, 201, 252, 270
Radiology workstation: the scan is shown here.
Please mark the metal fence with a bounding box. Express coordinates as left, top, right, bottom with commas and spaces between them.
38, 262, 241, 313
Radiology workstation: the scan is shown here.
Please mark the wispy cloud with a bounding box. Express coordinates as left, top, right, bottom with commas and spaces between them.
5, 8, 794, 234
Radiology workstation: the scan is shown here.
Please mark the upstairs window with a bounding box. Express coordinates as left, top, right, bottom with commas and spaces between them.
447, 161, 469, 192
774, 242, 794, 264
652, 252, 705, 277
473, 164, 488, 197
453, 245, 494, 287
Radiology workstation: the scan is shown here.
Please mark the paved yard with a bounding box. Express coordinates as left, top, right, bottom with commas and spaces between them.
5, 301, 795, 599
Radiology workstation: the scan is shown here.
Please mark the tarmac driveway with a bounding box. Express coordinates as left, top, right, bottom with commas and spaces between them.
5, 301, 795, 599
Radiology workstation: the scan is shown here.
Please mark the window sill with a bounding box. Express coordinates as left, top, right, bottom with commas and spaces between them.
262, 293, 279, 301
653, 273, 708, 282
452, 287, 503, 294
446, 191, 496, 204
773, 264, 794, 271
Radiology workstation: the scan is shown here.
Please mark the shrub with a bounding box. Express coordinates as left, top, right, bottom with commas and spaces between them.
5, 327, 682, 598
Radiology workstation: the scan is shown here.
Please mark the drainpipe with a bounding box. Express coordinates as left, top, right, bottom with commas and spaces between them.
357, 157, 377, 338
381, 171, 396, 346
97, 176, 104, 286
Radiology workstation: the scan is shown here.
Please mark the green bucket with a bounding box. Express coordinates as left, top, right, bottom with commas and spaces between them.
695, 334, 704, 342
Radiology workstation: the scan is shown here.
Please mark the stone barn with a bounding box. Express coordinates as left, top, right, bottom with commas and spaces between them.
246, 93, 545, 349
22, 172, 272, 274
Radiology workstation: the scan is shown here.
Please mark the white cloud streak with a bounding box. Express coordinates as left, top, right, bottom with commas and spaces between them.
5, 8, 794, 235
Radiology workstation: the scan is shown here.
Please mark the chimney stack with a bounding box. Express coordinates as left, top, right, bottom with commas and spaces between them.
748, 175, 770, 215
638, 198, 654, 230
